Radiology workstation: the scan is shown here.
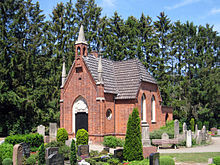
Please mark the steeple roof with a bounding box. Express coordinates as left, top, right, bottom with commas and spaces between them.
75, 25, 88, 45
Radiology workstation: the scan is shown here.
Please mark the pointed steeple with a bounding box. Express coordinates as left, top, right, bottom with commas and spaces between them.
75, 25, 88, 45
61, 56, 66, 88
97, 55, 104, 85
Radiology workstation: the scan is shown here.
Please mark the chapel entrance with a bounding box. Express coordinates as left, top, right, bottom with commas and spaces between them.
72, 96, 88, 135
76, 112, 88, 133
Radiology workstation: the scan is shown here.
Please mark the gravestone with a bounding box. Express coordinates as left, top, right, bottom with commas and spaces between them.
183, 122, 187, 139
13, 144, 23, 165
20, 143, 30, 158
161, 132, 169, 147
196, 130, 202, 145
49, 123, 57, 142
77, 145, 89, 157
218, 129, 220, 135
149, 152, 160, 165
174, 119, 179, 139
194, 124, 198, 138
141, 121, 151, 146
46, 152, 64, 165
37, 125, 45, 137
201, 126, 206, 141
114, 149, 123, 161
186, 130, 192, 148
46, 147, 59, 159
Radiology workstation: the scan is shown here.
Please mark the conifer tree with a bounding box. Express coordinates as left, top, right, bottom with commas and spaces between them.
70, 139, 77, 165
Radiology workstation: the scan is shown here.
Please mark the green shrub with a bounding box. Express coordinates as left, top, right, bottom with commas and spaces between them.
213, 156, 220, 165
45, 141, 64, 148
2, 158, 13, 165
107, 158, 120, 165
89, 150, 99, 157
26, 154, 36, 165
123, 108, 143, 161
129, 158, 149, 165
204, 121, 210, 130
76, 129, 88, 146
160, 156, 175, 165
70, 139, 77, 165
85, 158, 96, 165
38, 144, 45, 165
5, 133, 43, 148
57, 128, 68, 144
197, 121, 203, 130
103, 136, 124, 148
190, 118, 195, 132
0, 143, 13, 163
59, 145, 70, 160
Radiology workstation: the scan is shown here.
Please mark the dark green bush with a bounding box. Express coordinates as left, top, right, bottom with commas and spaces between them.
204, 121, 210, 130
0, 143, 13, 163
103, 136, 124, 148
5, 133, 43, 148
160, 156, 175, 165
123, 108, 143, 161
2, 158, 13, 165
190, 118, 195, 132
213, 156, 220, 165
70, 139, 77, 165
57, 128, 68, 144
38, 144, 45, 165
107, 158, 120, 165
26, 154, 36, 165
76, 129, 88, 146
59, 145, 70, 160
197, 121, 203, 130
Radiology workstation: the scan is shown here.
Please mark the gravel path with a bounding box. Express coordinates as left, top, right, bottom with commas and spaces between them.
159, 136, 220, 153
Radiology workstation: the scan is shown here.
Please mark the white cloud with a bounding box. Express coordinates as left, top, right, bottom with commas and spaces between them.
210, 8, 220, 15
101, 0, 116, 8
165, 0, 201, 10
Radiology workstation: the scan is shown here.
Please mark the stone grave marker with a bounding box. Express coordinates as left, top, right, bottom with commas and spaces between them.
194, 124, 198, 138
13, 144, 23, 165
49, 123, 57, 142
196, 130, 202, 145
20, 143, 30, 158
218, 129, 220, 135
46, 147, 59, 159
46, 152, 64, 165
186, 130, 192, 148
149, 152, 160, 165
201, 126, 206, 141
183, 122, 187, 139
37, 125, 45, 137
161, 132, 169, 147
77, 145, 89, 157
141, 121, 151, 146
174, 119, 179, 139
114, 149, 123, 161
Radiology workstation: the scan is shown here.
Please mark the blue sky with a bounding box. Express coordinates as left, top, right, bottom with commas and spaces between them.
33, 0, 220, 34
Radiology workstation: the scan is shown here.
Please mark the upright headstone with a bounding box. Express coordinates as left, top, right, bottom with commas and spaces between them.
196, 130, 202, 145
46, 152, 64, 165
13, 144, 23, 165
37, 125, 45, 137
77, 145, 89, 157
149, 152, 160, 165
194, 124, 198, 138
20, 143, 30, 158
46, 147, 59, 159
183, 122, 187, 140
141, 121, 151, 146
201, 126, 206, 141
161, 132, 169, 147
186, 130, 192, 148
174, 119, 179, 139
49, 123, 57, 142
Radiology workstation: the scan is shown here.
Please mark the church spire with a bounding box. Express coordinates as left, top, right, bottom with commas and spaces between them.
75, 25, 88, 45
97, 55, 104, 85
61, 56, 66, 88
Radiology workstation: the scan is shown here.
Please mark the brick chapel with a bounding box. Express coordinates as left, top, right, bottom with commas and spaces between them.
60, 25, 173, 143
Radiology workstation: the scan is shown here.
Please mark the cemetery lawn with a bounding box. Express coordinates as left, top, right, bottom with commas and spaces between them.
160, 152, 220, 163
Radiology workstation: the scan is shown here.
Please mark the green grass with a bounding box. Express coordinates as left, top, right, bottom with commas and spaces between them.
128, 158, 149, 165
161, 152, 220, 163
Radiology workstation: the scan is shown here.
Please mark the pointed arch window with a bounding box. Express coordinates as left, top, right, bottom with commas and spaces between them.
151, 95, 156, 122
141, 94, 146, 122
77, 47, 81, 56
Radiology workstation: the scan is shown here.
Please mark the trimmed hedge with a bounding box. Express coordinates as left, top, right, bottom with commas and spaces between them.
5, 133, 43, 148
0, 143, 13, 163
103, 136, 124, 148
57, 128, 68, 144
213, 156, 220, 165
160, 156, 175, 165
76, 129, 88, 146
2, 158, 13, 165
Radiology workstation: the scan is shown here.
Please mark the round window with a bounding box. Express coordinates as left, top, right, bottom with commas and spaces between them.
106, 109, 112, 120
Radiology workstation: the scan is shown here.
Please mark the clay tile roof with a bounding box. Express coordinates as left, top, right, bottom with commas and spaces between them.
83, 54, 157, 99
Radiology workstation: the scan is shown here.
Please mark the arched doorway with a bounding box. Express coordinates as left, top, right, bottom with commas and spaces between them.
72, 96, 88, 134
